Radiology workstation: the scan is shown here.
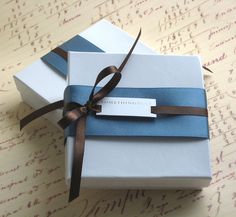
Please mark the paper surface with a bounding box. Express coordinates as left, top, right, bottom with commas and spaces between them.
0, 0, 236, 217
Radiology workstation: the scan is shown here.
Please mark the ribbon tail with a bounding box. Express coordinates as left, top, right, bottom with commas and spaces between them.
118, 28, 141, 72
69, 115, 87, 202
20, 100, 64, 130
151, 106, 208, 117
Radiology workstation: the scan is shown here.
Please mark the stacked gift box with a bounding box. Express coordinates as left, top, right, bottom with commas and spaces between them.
14, 19, 211, 202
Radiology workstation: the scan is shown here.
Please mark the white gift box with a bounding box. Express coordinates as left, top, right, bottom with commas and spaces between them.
66, 52, 212, 189
14, 19, 155, 126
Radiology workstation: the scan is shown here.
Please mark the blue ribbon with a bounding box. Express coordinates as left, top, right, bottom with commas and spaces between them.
64, 85, 209, 139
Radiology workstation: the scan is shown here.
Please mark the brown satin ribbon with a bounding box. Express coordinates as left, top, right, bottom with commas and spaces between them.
20, 29, 208, 202
53, 47, 68, 61
151, 106, 207, 116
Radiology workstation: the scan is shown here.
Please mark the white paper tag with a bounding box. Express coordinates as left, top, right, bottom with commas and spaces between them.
97, 97, 157, 118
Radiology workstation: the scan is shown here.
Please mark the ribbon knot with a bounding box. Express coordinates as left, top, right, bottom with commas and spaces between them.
84, 101, 101, 113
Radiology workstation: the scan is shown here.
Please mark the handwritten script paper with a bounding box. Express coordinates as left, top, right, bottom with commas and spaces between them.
0, 0, 236, 216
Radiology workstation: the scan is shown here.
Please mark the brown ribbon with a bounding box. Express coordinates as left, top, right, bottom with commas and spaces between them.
20, 30, 208, 202
53, 47, 68, 61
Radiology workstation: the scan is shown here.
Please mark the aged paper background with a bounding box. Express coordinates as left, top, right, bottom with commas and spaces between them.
0, 0, 236, 216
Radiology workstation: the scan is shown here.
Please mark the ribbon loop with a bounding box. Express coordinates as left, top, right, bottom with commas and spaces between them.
89, 66, 121, 103
91, 71, 121, 103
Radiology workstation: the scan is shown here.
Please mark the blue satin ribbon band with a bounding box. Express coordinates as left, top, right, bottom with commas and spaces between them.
64, 85, 209, 139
